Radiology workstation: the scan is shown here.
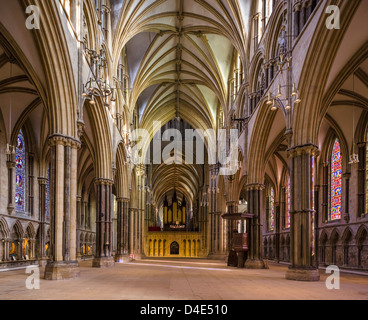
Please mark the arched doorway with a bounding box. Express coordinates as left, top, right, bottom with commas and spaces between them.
170, 242, 179, 255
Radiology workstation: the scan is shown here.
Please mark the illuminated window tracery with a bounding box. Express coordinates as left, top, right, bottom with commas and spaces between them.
269, 187, 275, 231
330, 138, 342, 221
15, 130, 26, 212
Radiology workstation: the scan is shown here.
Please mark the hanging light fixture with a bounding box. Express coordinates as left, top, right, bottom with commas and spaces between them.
270, 99, 277, 111
285, 98, 291, 110
82, 4, 118, 108
269, 1, 301, 113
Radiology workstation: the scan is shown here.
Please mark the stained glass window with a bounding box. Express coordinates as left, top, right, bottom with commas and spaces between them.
15, 130, 26, 212
330, 139, 342, 220
269, 188, 275, 231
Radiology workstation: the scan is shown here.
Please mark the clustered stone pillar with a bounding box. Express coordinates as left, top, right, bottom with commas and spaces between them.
44, 135, 80, 280
76, 195, 82, 260
245, 184, 267, 269
286, 144, 320, 281
115, 197, 130, 262
38, 177, 48, 265
2, 239, 9, 261
92, 179, 115, 268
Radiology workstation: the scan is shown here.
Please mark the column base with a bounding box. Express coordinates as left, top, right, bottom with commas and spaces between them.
38, 258, 49, 267
244, 259, 269, 269
115, 254, 130, 263
92, 256, 115, 268
44, 261, 80, 280
285, 266, 320, 281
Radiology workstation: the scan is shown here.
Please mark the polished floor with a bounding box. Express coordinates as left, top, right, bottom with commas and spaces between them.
0, 259, 367, 300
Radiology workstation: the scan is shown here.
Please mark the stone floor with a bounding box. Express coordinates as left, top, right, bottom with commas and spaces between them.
0, 258, 367, 300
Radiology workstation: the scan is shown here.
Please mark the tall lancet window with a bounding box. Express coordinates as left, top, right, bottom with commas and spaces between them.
269, 187, 275, 231
330, 138, 342, 221
15, 130, 26, 212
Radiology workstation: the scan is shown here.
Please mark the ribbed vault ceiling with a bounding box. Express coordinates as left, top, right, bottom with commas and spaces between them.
112, 0, 250, 203
113, 0, 249, 132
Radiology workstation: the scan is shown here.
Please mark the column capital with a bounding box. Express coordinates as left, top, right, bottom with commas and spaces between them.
48, 134, 82, 149
303, 0, 313, 8
245, 183, 265, 191
38, 177, 48, 185
116, 197, 130, 203
357, 141, 366, 148
6, 160, 15, 169
293, 1, 302, 12
287, 143, 320, 158
343, 172, 351, 179
94, 178, 114, 186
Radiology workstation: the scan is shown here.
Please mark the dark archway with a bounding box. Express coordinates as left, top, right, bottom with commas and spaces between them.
170, 241, 179, 255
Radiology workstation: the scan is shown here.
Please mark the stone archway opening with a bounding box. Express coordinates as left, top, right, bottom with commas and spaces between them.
170, 242, 179, 255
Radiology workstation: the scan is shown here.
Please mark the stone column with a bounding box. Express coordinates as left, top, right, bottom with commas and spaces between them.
92, 178, 115, 268
293, 2, 302, 38
343, 173, 350, 223
275, 202, 281, 263
70, 146, 78, 262
4, 239, 10, 261
17, 238, 24, 260
115, 198, 130, 262
38, 177, 48, 265
245, 184, 267, 269
7, 156, 15, 214
314, 185, 320, 268
80, 197, 85, 229
84, 200, 89, 228
305, 0, 313, 20
357, 142, 366, 218
76, 196, 82, 259
29, 239, 35, 260
264, 62, 270, 88
129, 207, 135, 257
285, 144, 320, 281
44, 135, 80, 280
